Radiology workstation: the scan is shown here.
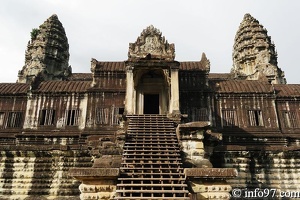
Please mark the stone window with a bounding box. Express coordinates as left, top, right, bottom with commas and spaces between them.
282, 111, 298, 128
222, 110, 238, 127
96, 107, 109, 125
191, 108, 208, 121
6, 112, 23, 128
39, 109, 56, 126
0, 112, 4, 127
65, 109, 80, 126
248, 110, 264, 126
95, 107, 122, 125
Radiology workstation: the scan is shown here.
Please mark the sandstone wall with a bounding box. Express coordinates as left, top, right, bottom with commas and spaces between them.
0, 145, 92, 200
213, 150, 300, 194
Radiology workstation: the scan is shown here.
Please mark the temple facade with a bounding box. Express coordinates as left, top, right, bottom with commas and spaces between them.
0, 14, 299, 200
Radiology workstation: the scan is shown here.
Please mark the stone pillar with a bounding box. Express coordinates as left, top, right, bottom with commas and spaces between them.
125, 66, 135, 115
169, 66, 180, 114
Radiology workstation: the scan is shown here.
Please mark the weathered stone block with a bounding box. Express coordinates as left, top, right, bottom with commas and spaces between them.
196, 192, 230, 200
69, 168, 119, 180
188, 180, 232, 193
92, 156, 122, 168
195, 142, 204, 149
185, 168, 238, 178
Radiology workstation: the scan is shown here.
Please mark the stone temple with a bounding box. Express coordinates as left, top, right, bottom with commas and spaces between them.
0, 13, 299, 199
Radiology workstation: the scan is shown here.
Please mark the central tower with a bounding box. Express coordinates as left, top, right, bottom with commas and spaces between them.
125, 25, 180, 115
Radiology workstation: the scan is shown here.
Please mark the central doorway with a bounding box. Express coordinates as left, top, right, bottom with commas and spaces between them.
135, 69, 169, 115
143, 94, 159, 114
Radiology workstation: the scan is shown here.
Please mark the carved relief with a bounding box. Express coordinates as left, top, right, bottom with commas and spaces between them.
25, 117, 34, 128
128, 25, 175, 61
86, 117, 93, 128
56, 118, 65, 128
262, 65, 275, 76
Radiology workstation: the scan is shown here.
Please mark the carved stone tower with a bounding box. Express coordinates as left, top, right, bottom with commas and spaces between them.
231, 13, 286, 84
17, 14, 71, 83
125, 25, 180, 116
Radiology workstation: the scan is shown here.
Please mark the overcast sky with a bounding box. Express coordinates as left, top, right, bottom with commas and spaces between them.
0, 0, 299, 83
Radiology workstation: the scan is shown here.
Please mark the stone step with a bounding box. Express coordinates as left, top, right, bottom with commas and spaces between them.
114, 197, 190, 200
119, 181, 187, 185
126, 137, 177, 140
122, 156, 181, 160
123, 145, 178, 149
127, 114, 167, 117
129, 122, 174, 125
127, 132, 175, 135
115, 189, 188, 194
126, 138, 177, 141
124, 144, 178, 147
127, 135, 177, 138
128, 126, 174, 129
117, 184, 187, 187
128, 117, 171, 120
123, 149, 180, 153
126, 138, 178, 142
115, 114, 189, 199
122, 149, 180, 153
129, 124, 174, 127
118, 177, 186, 181
126, 139, 177, 142
120, 167, 183, 170
119, 172, 184, 177
123, 172, 184, 176
121, 163, 183, 167
123, 153, 180, 157
127, 130, 175, 133
128, 121, 173, 124
129, 123, 173, 125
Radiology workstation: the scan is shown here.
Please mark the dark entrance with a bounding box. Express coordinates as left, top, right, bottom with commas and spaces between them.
144, 94, 159, 114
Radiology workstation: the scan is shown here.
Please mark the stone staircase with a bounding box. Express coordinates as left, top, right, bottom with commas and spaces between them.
115, 115, 189, 199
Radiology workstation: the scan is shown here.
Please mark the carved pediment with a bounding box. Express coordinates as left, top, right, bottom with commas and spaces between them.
128, 25, 175, 61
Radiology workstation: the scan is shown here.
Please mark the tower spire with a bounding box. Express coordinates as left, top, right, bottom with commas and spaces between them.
231, 13, 286, 84
17, 14, 71, 83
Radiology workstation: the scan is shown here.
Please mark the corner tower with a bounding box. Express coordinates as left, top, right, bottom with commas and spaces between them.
231, 13, 286, 84
17, 14, 71, 83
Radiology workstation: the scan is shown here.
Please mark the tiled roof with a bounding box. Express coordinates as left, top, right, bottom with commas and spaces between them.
179, 62, 207, 71
36, 81, 91, 93
210, 80, 273, 93
69, 73, 92, 81
0, 83, 30, 94
70, 72, 236, 80
208, 73, 233, 80
274, 84, 300, 97
93, 61, 208, 71
96, 61, 126, 71
70, 72, 233, 82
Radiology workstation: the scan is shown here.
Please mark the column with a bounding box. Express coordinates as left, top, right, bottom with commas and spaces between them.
125, 65, 134, 115
169, 67, 180, 114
